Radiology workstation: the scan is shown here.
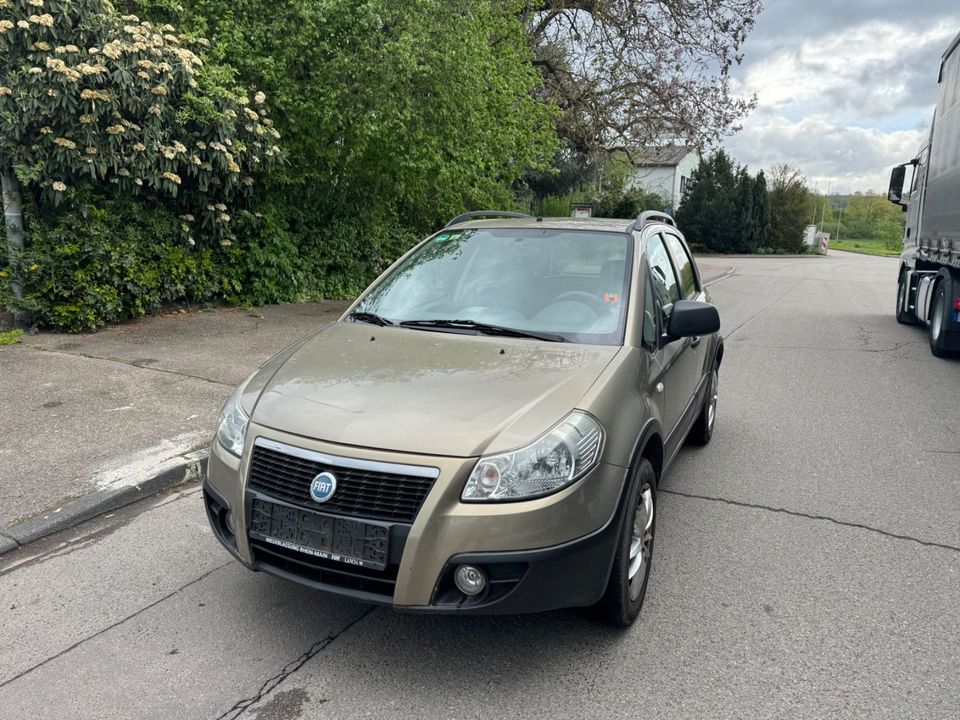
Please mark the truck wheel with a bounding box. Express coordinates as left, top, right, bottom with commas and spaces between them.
896, 272, 914, 325
595, 459, 656, 627
929, 283, 954, 358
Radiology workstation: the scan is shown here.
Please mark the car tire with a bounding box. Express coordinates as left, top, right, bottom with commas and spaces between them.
688, 364, 718, 446
929, 282, 954, 358
595, 458, 656, 627
896, 271, 914, 325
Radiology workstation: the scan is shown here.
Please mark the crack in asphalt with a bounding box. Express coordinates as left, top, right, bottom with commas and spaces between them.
22, 345, 235, 387
729, 341, 927, 355
216, 606, 377, 720
0, 535, 101, 578
661, 489, 960, 554
0, 561, 233, 690
0, 492, 186, 578
721, 278, 806, 339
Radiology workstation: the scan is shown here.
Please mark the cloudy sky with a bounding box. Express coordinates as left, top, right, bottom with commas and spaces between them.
724, 1, 960, 193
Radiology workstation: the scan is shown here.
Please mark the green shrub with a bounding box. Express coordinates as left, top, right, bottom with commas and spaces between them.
297, 220, 418, 301
0, 186, 420, 331
2, 191, 213, 330
594, 189, 666, 219
219, 206, 304, 307
537, 195, 572, 218
0, 328, 23, 345
0, 188, 315, 331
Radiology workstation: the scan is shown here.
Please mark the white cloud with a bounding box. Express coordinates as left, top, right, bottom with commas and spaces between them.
724, 15, 960, 192
725, 114, 925, 193
734, 20, 956, 120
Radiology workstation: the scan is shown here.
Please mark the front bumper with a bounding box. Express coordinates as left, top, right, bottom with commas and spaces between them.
204, 423, 628, 613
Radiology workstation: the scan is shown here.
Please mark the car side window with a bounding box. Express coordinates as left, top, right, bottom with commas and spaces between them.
646, 234, 682, 330
663, 233, 699, 299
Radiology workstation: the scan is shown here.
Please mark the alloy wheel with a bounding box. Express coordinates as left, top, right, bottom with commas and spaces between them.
628, 484, 654, 601
707, 369, 718, 432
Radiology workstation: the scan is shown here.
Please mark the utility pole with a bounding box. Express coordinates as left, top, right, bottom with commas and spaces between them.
835, 204, 844, 242
818, 183, 831, 233
1, 165, 26, 328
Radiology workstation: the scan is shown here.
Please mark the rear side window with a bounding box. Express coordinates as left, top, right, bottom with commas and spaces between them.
646, 235, 682, 328
641, 269, 657, 350
664, 233, 698, 299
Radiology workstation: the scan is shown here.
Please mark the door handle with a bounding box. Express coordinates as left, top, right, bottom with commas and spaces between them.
690, 336, 701, 348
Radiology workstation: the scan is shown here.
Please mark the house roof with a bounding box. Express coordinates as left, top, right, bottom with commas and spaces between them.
632, 144, 696, 168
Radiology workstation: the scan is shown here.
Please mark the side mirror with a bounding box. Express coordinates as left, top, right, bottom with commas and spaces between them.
662, 300, 720, 345
887, 165, 907, 206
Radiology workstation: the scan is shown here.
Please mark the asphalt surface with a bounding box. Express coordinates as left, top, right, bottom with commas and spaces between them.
2, 251, 959, 719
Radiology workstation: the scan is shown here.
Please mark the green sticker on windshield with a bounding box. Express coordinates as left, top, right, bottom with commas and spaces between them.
433, 231, 462, 243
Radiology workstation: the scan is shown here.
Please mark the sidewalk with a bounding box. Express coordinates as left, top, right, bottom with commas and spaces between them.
0, 301, 346, 553
0, 257, 735, 554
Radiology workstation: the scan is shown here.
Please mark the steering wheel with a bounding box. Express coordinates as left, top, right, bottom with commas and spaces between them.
550, 291, 608, 315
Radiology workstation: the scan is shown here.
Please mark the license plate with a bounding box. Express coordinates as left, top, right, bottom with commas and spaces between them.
249, 499, 389, 570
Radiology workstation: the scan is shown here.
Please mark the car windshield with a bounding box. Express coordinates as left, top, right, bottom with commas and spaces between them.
352, 227, 633, 345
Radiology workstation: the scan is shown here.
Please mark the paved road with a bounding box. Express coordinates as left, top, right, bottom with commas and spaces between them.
2, 252, 959, 719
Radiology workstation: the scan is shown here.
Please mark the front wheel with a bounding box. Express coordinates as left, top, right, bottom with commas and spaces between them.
688, 365, 718, 446
595, 459, 656, 627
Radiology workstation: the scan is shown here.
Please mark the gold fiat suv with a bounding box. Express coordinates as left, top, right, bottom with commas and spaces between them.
204, 211, 722, 626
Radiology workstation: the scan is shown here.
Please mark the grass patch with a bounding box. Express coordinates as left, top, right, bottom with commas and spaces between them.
829, 239, 901, 257
0, 328, 24, 346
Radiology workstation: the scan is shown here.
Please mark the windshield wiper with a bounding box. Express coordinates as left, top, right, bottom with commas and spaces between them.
348, 311, 394, 327
399, 319, 565, 342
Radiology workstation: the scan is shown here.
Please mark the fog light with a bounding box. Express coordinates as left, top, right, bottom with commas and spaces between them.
454, 565, 487, 596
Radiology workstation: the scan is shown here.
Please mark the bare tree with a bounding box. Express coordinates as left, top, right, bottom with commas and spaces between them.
520, 0, 762, 157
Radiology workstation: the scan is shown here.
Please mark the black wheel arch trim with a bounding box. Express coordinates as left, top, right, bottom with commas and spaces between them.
629, 417, 665, 485
935, 267, 957, 291
932, 268, 958, 322
713, 334, 725, 369
589, 417, 665, 601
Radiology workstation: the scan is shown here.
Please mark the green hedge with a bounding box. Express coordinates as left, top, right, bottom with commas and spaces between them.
0, 188, 421, 332
0, 190, 303, 331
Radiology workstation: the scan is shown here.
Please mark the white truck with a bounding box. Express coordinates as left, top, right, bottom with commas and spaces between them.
887, 30, 960, 357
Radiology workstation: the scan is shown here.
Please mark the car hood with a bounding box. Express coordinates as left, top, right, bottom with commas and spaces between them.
250, 322, 620, 457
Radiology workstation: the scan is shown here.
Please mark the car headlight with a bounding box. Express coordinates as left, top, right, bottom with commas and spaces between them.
462, 411, 603, 502
216, 380, 251, 457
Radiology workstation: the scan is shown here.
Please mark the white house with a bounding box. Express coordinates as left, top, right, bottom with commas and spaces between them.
626, 145, 700, 212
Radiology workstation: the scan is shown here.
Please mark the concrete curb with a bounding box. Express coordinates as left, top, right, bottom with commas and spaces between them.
701, 265, 736, 286
0, 453, 207, 555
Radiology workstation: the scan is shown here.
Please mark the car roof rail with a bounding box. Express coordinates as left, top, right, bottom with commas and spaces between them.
445, 210, 532, 228
628, 211, 676, 232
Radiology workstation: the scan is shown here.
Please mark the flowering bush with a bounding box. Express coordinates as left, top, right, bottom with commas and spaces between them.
0, 0, 279, 243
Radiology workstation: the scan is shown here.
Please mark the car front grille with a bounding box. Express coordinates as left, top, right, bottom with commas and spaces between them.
248, 441, 437, 524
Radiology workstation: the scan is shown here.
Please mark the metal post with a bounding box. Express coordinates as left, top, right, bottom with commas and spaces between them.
835, 205, 843, 242
1, 165, 26, 328
818, 184, 831, 233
